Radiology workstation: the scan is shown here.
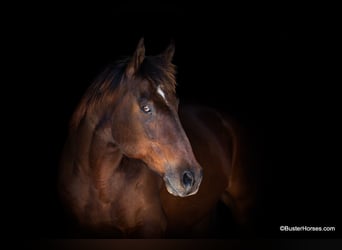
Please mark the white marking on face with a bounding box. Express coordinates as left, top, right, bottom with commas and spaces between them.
157, 85, 167, 103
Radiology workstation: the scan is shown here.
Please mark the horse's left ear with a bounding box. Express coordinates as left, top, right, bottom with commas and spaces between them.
162, 40, 175, 64
126, 37, 145, 78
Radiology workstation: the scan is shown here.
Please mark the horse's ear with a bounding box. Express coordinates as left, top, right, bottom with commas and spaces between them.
162, 40, 175, 64
126, 37, 145, 78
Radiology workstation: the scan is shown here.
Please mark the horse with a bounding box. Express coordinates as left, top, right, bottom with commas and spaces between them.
58, 38, 256, 238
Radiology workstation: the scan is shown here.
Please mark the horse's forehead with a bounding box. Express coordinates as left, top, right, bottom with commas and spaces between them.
156, 85, 167, 103
136, 80, 170, 97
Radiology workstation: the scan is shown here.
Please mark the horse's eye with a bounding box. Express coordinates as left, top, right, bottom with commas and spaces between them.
142, 105, 151, 113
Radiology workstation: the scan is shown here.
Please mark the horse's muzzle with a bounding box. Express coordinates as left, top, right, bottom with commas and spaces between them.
164, 168, 203, 197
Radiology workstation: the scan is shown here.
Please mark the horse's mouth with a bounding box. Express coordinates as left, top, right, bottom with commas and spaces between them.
163, 176, 200, 197
163, 177, 181, 196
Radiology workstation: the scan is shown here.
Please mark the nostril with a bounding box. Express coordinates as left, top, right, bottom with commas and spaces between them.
182, 171, 194, 189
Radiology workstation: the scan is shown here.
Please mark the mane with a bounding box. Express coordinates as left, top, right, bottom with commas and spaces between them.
69, 55, 177, 131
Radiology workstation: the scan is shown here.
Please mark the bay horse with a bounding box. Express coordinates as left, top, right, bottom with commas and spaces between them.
58, 38, 255, 238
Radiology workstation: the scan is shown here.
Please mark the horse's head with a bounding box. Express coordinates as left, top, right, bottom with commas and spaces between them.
111, 38, 202, 197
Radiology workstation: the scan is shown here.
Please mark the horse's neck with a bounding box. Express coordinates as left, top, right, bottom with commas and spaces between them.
76, 113, 161, 203
75, 112, 123, 197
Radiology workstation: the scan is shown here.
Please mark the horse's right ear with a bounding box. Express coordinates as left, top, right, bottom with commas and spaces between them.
126, 38, 145, 78
162, 40, 175, 64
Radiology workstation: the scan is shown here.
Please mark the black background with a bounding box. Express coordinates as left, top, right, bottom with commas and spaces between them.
5, 2, 341, 243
